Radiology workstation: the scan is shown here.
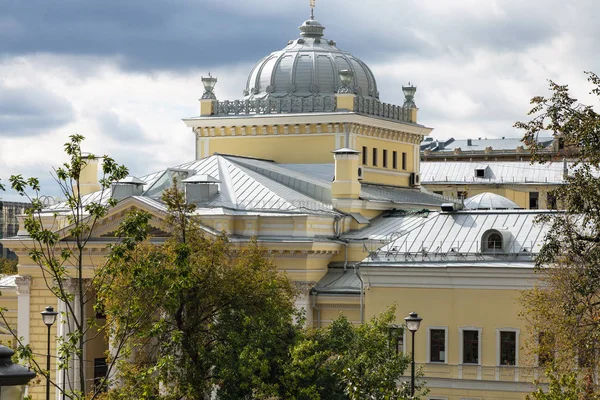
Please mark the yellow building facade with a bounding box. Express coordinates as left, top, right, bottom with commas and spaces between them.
420, 160, 569, 209
0, 11, 550, 400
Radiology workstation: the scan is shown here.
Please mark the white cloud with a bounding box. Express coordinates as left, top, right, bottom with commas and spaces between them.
2, 0, 600, 201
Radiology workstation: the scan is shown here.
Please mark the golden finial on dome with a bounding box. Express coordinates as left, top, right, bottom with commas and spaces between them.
310, 0, 315, 20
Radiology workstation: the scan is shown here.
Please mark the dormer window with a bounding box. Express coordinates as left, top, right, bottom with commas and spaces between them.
474, 165, 489, 179
487, 233, 502, 250
481, 229, 508, 253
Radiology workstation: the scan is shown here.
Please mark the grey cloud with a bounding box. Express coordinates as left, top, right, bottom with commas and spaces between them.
0, 0, 569, 73
0, 85, 75, 136
97, 111, 146, 143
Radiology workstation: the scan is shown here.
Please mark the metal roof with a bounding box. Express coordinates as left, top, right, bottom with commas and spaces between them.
421, 136, 554, 152
421, 161, 571, 184
117, 176, 146, 184
244, 18, 379, 101
182, 174, 221, 183
342, 210, 433, 241
364, 209, 556, 264
463, 193, 522, 210
0, 275, 17, 289
313, 268, 361, 295
42, 155, 449, 217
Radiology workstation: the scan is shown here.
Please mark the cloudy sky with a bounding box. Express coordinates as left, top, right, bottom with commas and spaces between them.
1, 0, 599, 200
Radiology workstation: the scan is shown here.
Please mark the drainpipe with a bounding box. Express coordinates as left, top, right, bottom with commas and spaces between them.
354, 261, 364, 323
311, 291, 319, 328
343, 241, 348, 272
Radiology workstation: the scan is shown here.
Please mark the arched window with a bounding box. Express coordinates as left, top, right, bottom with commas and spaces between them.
487, 233, 502, 250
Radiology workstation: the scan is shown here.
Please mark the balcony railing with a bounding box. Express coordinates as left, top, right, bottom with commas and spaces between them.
210, 95, 414, 123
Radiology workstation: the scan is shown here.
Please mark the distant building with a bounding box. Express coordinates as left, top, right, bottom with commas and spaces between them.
0, 201, 30, 259
420, 136, 563, 162
420, 160, 574, 209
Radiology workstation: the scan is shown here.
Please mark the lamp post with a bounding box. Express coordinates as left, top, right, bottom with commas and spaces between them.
41, 306, 58, 400
0, 345, 36, 399
404, 311, 422, 398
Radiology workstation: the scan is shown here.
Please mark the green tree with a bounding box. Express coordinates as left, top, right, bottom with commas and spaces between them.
0, 258, 18, 274
516, 71, 600, 396
99, 182, 301, 399
282, 307, 427, 400
0, 135, 129, 399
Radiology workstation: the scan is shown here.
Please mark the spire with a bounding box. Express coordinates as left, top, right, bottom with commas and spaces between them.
310, 0, 315, 20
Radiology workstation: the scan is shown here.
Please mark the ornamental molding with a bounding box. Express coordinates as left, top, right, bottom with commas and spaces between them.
315, 304, 360, 310
265, 249, 339, 259
294, 281, 317, 293
15, 276, 32, 295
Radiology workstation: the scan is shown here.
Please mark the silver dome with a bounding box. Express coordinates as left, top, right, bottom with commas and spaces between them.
244, 19, 379, 100
463, 193, 522, 210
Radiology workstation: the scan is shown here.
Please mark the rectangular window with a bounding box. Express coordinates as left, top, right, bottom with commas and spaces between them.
383, 149, 388, 168
463, 330, 479, 364
396, 329, 404, 354
94, 358, 108, 392
529, 192, 539, 209
372, 148, 378, 166
500, 331, 516, 365
430, 329, 446, 362
362, 146, 367, 165
433, 191, 444, 196
392, 151, 398, 169
402, 152, 407, 170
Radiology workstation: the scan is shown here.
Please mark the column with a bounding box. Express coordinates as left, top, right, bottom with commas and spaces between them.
294, 282, 316, 328
15, 276, 31, 346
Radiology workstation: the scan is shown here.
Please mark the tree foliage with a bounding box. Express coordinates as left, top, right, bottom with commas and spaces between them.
99, 182, 301, 399
0, 258, 18, 274
516, 72, 600, 396
0, 134, 129, 399
282, 307, 426, 400
101, 183, 422, 399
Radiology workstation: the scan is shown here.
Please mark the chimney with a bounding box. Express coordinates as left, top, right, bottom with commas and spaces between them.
111, 177, 147, 201
467, 139, 472, 147
77, 154, 102, 196
331, 148, 361, 200
183, 174, 220, 204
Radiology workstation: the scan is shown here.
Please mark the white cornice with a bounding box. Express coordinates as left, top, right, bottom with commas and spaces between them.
183, 112, 433, 136
361, 266, 537, 290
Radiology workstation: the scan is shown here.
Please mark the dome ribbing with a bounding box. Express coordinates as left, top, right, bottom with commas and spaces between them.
243, 19, 379, 100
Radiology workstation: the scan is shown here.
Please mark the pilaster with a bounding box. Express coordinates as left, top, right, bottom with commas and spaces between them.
15, 275, 32, 346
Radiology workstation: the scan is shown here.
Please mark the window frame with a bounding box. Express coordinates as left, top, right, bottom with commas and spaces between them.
427, 326, 448, 364
372, 148, 378, 167
402, 152, 407, 170
459, 327, 482, 365
362, 146, 368, 165
383, 149, 388, 168
392, 151, 398, 169
496, 328, 519, 367
529, 191, 539, 209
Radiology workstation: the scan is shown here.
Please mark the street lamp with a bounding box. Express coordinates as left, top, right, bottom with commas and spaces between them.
0, 345, 36, 399
41, 306, 58, 400
404, 311, 422, 398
